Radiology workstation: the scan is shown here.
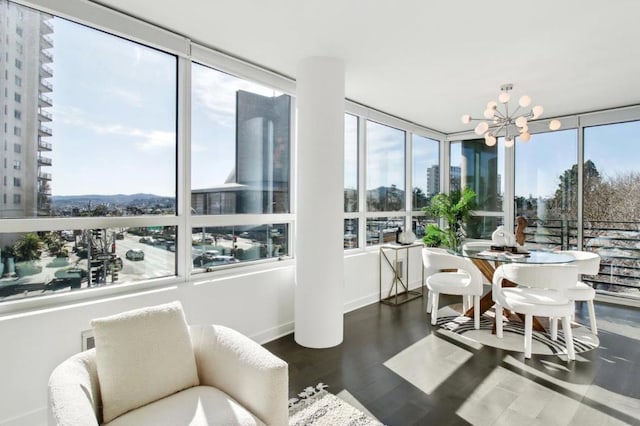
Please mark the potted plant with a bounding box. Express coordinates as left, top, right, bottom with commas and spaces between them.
422, 187, 477, 249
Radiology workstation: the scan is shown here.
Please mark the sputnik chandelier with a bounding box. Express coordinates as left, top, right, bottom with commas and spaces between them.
461, 83, 561, 147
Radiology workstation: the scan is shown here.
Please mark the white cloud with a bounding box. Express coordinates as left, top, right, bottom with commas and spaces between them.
191, 64, 280, 126
107, 87, 144, 108
53, 104, 175, 151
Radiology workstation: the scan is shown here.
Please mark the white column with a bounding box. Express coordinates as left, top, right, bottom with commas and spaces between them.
295, 57, 345, 348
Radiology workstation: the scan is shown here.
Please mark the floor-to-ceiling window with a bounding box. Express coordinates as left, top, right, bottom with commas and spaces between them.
450, 138, 504, 238
411, 134, 439, 238
190, 63, 292, 272
0, 0, 178, 300
365, 120, 405, 246
583, 120, 640, 298
344, 113, 358, 248
514, 129, 578, 249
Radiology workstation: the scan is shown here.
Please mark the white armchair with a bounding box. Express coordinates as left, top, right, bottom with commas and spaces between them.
48, 303, 288, 426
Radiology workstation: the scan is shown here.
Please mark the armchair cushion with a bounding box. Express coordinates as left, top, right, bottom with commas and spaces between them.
90, 301, 199, 423
104, 386, 265, 426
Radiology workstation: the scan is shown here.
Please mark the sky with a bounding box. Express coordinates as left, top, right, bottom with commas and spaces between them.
45, 13, 640, 198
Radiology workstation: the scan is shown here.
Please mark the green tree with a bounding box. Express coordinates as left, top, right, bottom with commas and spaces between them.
422, 188, 477, 249
548, 160, 601, 218
14, 233, 43, 262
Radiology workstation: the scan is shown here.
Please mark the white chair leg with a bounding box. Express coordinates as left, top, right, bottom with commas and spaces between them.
524, 314, 533, 359
550, 317, 558, 341
562, 315, 576, 361
495, 304, 503, 338
462, 295, 468, 313
431, 293, 440, 325
473, 295, 480, 330
426, 290, 432, 313
587, 300, 598, 335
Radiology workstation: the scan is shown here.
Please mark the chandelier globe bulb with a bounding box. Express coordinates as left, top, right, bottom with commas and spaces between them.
532, 105, 544, 119
461, 114, 471, 124
485, 133, 497, 146
519, 95, 531, 107
549, 119, 562, 131
515, 116, 528, 127
474, 122, 489, 135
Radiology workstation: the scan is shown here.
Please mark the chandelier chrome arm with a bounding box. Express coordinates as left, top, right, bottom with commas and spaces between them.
460, 83, 562, 147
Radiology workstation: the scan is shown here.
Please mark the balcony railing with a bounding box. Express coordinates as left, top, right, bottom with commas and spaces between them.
38, 138, 52, 151
38, 124, 53, 137
38, 155, 52, 166
38, 108, 52, 121
523, 218, 640, 299
41, 64, 53, 78
40, 19, 53, 34
38, 93, 52, 107
38, 172, 52, 181
41, 34, 53, 49
41, 49, 53, 63
40, 79, 53, 92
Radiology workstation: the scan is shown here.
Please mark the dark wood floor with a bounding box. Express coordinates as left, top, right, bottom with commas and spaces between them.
264, 294, 640, 425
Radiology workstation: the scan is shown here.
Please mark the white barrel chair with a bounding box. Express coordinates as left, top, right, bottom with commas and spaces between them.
556, 250, 600, 335
492, 263, 579, 360
422, 247, 484, 329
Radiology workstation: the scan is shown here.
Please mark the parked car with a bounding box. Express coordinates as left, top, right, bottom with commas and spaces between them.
125, 249, 145, 261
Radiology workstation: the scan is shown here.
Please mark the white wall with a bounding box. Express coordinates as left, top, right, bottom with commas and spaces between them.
0, 250, 425, 425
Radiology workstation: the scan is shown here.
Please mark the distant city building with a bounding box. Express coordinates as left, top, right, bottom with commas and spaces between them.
425, 165, 460, 196
0, 2, 53, 218
191, 90, 291, 214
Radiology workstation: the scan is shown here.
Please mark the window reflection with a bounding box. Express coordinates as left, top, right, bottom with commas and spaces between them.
366, 121, 405, 212
514, 129, 578, 249
344, 114, 358, 213
0, 227, 176, 301
191, 224, 288, 273
190, 64, 291, 215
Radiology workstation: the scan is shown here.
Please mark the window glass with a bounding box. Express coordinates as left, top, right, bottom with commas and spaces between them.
584, 121, 640, 298
366, 216, 404, 246
412, 134, 439, 211
450, 139, 504, 238
190, 63, 291, 215
366, 121, 405, 212
344, 218, 358, 249
0, 5, 177, 219
344, 113, 358, 212
514, 129, 578, 249
0, 227, 176, 301
191, 224, 288, 273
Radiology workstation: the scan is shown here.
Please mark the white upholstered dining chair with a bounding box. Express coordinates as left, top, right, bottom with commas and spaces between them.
422, 247, 484, 329
556, 250, 601, 335
492, 263, 578, 360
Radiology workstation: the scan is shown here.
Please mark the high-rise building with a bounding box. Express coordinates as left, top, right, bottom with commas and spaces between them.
425, 165, 461, 197
0, 0, 53, 219
191, 90, 291, 215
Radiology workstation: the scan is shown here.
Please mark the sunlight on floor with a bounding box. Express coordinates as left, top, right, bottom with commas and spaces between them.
383, 334, 473, 394
502, 355, 640, 424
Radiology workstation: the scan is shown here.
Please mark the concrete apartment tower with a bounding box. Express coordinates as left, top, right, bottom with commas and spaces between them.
0, 0, 53, 219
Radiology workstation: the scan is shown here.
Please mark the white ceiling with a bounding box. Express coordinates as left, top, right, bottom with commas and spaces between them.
94, 0, 640, 134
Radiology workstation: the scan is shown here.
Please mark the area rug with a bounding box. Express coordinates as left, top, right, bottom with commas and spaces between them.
434, 304, 599, 356
288, 383, 383, 426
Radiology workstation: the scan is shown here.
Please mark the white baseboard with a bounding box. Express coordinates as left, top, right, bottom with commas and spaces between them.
0, 407, 46, 426
253, 321, 294, 345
